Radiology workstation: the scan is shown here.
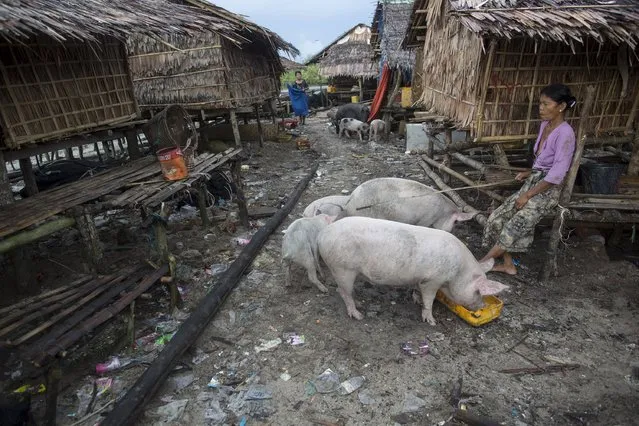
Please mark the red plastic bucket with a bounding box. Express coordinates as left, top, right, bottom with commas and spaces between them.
156, 147, 188, 181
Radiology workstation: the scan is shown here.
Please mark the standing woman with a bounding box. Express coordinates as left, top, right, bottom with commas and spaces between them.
287, 70, 309, 125
479, 83, 577, 275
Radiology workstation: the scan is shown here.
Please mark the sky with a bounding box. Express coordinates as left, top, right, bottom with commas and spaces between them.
211, 0, 377, 62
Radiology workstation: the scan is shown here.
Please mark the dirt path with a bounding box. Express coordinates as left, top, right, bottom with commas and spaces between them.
51, 113, 638, 426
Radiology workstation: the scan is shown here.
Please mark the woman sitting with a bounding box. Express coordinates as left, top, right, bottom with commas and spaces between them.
478, 83, 577, 275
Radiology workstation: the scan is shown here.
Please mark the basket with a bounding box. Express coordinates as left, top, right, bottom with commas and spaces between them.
144, 105, 199, 170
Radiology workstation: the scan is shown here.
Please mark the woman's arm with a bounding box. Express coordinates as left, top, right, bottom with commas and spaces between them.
515, 180, 554, 209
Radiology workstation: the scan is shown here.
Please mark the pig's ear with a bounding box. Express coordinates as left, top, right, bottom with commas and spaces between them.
474, 276, 509, 296
454, 212, 476, 222
478, 258, 494, 273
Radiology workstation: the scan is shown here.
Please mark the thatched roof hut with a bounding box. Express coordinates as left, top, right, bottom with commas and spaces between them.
281, 57, 305, 72
0, 0, 227, 149
371, 1, 416, 72
126, 0, 298, 111
305, 24, 377, 79
405, 0, 639, 142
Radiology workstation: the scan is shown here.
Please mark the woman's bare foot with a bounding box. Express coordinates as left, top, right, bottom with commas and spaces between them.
491, 263, 518, 275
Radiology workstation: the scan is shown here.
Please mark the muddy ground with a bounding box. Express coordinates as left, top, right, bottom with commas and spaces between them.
10, 112, 639, 425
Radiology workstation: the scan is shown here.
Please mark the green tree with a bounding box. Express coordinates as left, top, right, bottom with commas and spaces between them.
281, 63, 328, 88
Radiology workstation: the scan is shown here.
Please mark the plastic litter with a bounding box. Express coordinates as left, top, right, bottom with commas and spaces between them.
154, 399, 188, 423
283, 332, 306, 346
171, 374, 195, 393
358, 389, 377, 405
305, 381, 317, 396
206, 263, 228, 277
312, 369, 341, 394
75, 383, 94, 416
239, 416, 248, 426
13, 383, 46, 394
95, 357, 136, 375
207, 375, 221, 389
401, 340, 430, 356
403, 392, 426, 413
154, 332, 176, 347
254, 338, 282, 353
279, 372, 291, 381
95, 377, 113, 398
338, 376, 365, 395
191, 348, 210, 365
135, 332, 159, 349
245, 384, 272, 400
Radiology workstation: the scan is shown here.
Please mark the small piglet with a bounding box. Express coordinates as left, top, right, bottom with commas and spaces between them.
340, 177, 475, 232
318, 217, 508, 324
303, 195, 350, 218
339, 118, 369, 142
281, 214, 335, 293
368, 119, 386, 142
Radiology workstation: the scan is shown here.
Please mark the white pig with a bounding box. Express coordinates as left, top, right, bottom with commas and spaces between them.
303, 195, 350, 218
339, 118, 370, 142
368, 119, 386, 142
317, 217, 508, 325
340, 177, 475, 232
281, 214, 335, 293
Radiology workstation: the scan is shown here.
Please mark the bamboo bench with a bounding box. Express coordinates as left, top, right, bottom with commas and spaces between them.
0, 264, 167, 393
0, 147, 248, 270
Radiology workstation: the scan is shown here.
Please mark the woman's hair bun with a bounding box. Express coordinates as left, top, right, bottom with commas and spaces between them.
541, 84, 577, 110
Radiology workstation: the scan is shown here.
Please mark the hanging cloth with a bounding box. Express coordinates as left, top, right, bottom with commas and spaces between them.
367, 62, 391, 122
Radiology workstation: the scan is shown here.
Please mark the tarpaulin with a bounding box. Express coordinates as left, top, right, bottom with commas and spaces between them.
367, 62, 390, 122
287, 83, 309, 117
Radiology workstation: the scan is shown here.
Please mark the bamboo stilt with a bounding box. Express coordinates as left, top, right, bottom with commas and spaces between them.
540, 86, 596, 282
254, 104, 264, 148
0, 150, 12, 205
19, 157, 38, 197
66, 148, 74, 159
197, 182, 210, 228
232, 161, 249, 228
627, 131, 639, 176
45, 362, 61, 426
443, 129, 453, 184
73, 207, 103, 274
0, 217, 76, 254
126, 130, 141, 160
229, 109, 241, 148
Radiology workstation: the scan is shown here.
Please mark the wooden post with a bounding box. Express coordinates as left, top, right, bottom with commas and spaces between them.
153, 203, 170, 263
19, 157, 39, 197
73, 206, 103, 274
0, 150, 15, 205
475, 41, 497, 141
231, 161, 250, 228
229, 110, 241, 148
127, 301, 135, 348
78, 145, 84, 159
254, 104, 264, 147
94, 143, 103, 163
101, 141, 112, 160
126, 129, 142, 160
443, 129, 453, 184
197, 182, 210, 228
66, 147, 74, 159
358, 76, 364, 101
627, 131, 639, 176
427, 136, 434, 158
268, 98, 277, 125
44, 362, 61, 426
540, 86, 596, 282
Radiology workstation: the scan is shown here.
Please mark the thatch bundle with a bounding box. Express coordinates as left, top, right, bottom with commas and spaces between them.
306, 24, 377, 79
371, 1, 416, 71
280, 56, 304, 72
407, 0, 639, 141
127, 0, 298, 110
0, 0, 242, 148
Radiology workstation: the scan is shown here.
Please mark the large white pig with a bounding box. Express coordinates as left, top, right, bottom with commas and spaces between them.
281, 214, 335, 293
302, 195, 350, 218
340, 177, 475, 232
317, 217, 508, 325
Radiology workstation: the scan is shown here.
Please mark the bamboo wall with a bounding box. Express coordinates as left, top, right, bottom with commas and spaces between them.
127, 33, 279, 110
0, 36, 138, 149
478, 39, 639, 142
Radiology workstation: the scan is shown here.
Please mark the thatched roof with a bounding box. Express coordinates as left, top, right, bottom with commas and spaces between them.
305, 24, 377, 79
0, 0, 237, 43
406, 0, 639, 49
0, 0, 299, 56
280, 56, 304, 71
371, 1, 416, 71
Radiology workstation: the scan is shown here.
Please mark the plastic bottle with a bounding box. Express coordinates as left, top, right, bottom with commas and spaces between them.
338, 376, 365, 395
